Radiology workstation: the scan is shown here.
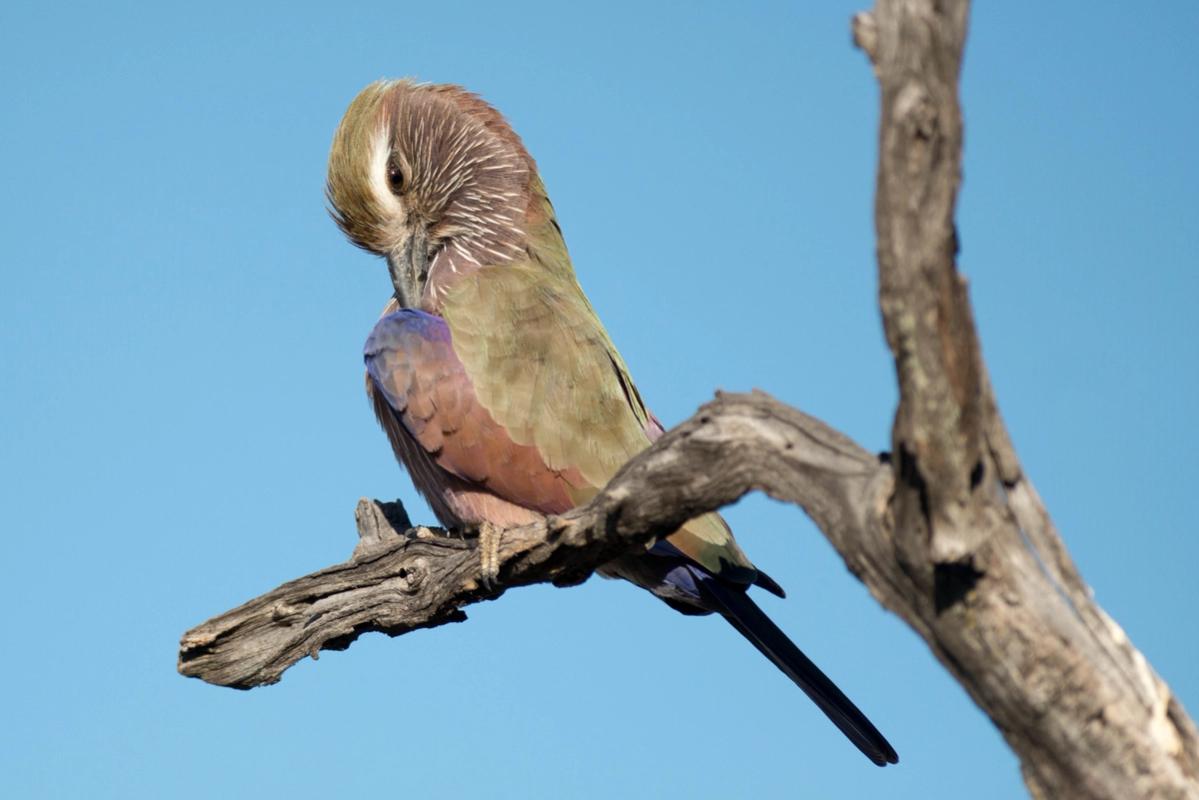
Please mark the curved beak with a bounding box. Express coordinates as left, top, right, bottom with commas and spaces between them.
387, 228, 430, 308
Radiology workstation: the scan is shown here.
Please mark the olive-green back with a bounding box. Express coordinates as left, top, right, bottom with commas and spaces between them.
440, 186, 754, 578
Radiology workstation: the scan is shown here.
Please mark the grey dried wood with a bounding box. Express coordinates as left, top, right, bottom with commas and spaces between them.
179, 2, 1199, 797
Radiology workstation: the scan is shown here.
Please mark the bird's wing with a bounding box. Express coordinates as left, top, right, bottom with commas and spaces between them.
438, 221, 757, 580
364, 307, 579, 516
441, 261, 646, 490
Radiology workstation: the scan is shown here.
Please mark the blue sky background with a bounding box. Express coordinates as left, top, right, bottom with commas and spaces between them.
2, 1, 1196, 797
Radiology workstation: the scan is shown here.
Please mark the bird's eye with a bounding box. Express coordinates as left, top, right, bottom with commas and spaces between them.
387, 164, 405, 194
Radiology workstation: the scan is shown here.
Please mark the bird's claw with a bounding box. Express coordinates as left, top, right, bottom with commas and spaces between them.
478, 521, 502, 591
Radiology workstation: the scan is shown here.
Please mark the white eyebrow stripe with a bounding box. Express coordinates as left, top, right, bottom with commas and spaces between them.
367, 125, 403, 217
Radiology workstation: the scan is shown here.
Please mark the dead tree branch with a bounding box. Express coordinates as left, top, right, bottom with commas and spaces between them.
177, 393, 884, 689
178, 1, 1199, 797
852, 1, 1199, 797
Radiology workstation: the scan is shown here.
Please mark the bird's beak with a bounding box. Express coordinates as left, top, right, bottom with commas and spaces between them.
388, 228, 430, 308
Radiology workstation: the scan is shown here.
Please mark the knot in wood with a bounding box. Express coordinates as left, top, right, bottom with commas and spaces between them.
894, 83, 938, 143
395, 558, 428, 594
270, 601, 305, 626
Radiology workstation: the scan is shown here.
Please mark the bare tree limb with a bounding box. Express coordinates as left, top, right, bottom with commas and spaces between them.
854, 1, 1199, 797
177, 392, 884, 689
178, 2, 1199, 797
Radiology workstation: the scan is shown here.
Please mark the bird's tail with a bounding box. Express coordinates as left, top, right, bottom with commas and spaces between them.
700, 577, 899, 766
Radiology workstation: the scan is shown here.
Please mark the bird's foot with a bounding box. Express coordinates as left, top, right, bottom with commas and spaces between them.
477, 521, 503, 591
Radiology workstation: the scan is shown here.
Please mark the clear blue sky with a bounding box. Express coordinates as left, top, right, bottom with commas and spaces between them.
2, 1, 1196, 798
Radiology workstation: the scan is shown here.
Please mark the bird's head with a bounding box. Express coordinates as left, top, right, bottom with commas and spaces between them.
327, 79, 536, 309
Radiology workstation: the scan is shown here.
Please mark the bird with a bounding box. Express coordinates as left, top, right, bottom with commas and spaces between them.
326, 79, 898, 767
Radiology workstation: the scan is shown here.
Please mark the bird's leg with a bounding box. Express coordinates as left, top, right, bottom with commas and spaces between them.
477, 521, 503, 591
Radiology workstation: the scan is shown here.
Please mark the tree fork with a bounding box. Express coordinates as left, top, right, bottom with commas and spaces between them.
179, 2, 1199, 797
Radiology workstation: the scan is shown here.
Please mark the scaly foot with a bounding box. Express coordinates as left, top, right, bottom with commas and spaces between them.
477, 521, 502, 590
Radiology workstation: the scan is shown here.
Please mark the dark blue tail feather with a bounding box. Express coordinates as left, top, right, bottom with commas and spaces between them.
699, 572, 899, 766
641, 540, 897, 764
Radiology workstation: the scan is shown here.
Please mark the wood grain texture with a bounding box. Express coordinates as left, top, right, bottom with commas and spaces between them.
854, 1, 1199, 797
177, 392, 879, 689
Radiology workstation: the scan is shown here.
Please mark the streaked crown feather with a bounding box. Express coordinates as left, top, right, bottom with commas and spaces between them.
326, 79, 537, 257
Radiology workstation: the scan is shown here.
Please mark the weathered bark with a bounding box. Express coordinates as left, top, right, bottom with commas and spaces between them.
177, 393, 883, 689
178, 1, 1199, 797
851, 2, 1199, 797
